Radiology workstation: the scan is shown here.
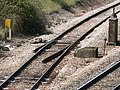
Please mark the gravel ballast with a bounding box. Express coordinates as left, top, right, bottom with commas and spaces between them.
49, 47, 120, 90
0, 0, 119, 89
45, 2, 120, 90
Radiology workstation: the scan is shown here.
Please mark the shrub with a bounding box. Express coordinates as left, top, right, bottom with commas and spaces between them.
0, 0, 49, 37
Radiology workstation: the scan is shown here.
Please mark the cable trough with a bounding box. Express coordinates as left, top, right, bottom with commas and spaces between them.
0, 1, 120, 90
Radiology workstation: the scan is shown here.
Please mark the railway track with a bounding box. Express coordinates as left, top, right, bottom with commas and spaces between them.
113, 83, 120, 90
77, 60, 120, 90
0, 1, 120, 90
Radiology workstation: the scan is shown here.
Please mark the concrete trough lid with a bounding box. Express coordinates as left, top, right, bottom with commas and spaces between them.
74, 47, 98, 58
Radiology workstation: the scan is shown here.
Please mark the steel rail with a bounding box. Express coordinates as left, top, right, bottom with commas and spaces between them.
77, 60, 120, 90
30, 12, 115, 90
42, 14, 114, 64
55, 1, 120, 40
33, 39, 56, 53
32, 4, 120, 90
0, 39, 56, 89
0, 2, 120, 89
34, 1, 120, 53
76, 11, 120, 90
42, 45, 69, 63
113, 84, 120, 90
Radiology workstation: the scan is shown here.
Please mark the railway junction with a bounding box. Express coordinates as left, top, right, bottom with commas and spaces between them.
0, 0, 120, 90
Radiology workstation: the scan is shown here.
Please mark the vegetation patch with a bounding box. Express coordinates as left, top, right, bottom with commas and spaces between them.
0, 0, 49, 37
0, 0, 114, 38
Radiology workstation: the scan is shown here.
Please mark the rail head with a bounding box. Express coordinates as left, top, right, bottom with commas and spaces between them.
29, 12, 118, 90
31, 2, 120, 89
113, 84, 120, 90
77, 60, 120, 90
0, 1, 120, 90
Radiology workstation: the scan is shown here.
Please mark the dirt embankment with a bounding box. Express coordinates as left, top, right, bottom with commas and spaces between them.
46, 0, 115, 34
